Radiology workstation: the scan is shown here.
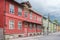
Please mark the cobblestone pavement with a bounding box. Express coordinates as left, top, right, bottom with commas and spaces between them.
10, 32, 60, 40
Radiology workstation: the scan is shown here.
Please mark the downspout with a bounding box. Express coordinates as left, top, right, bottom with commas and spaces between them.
3, 0, 6, 40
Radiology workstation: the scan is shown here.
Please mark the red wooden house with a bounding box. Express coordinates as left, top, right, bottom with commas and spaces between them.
0, 0, 43, 39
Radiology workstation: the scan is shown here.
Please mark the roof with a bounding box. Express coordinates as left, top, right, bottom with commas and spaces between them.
29, 8, 42, 17
7, 0, 24, 7
21, 1, 32, 8
43, 16, 47, 19
7, 0, 42, 17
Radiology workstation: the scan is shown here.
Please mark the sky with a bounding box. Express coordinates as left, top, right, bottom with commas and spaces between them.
29, 0, 60, 22
15, 0, 60, 22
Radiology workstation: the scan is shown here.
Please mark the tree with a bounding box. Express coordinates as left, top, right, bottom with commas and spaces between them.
54, 19, 58, 24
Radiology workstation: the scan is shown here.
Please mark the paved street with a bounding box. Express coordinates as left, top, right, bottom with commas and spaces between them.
11, 32, 60, 40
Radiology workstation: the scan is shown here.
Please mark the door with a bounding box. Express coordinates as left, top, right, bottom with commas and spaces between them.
24, 22, 28, 36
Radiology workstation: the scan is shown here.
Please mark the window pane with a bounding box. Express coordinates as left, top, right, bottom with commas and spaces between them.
24, 11, 28, 17
9, 20, 14, 29
30, 12, 32, 19
29, 24, 32, 29
9, 4, 14, 14
34, 24, 36, 28
18, 8, 22, 16
34, 16, 36, 20
37, 17, 39, 21
37, 25, 41, 29
39, 18, 41, 22
18, 21, 22, 29
37, 17, 41, 22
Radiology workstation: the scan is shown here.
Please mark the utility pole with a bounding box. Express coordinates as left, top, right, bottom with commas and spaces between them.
54, 17, 58, 32
47, 13, 50, 35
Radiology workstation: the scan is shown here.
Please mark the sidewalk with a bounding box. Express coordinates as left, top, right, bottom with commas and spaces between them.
9, 35, 43, 40
9, 32, 60, 40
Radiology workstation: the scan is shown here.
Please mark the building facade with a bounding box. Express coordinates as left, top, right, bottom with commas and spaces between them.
53, 23, 57, 32
0, 0, 43, 39
43, 17, 48, 35
49, 21, 54, 33
57, 25, 60, 32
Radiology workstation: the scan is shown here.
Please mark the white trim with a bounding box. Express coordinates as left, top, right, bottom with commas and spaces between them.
9, 20, 14, 29
9, 4, 14, 14
18, 21, 22, 30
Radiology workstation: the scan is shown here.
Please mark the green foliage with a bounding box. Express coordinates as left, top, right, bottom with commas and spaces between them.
54, 19, 58, 23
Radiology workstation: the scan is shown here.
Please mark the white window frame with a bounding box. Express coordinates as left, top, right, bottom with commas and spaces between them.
29, 23, 32, 30
9, 20, 14, 29
39, 18, 41, 22
24, 11, 28, 17
34, 24, 36, 28
18, 21, 22, 30
30, 12, 32, 19
18, 7, 22, 16
37, 17, 39, 21
34, 16, 36, 20
9, 4, 14, 14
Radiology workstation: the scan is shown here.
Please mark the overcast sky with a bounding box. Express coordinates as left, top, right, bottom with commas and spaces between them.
29, 0, 60, 22
15, 0, 60, 22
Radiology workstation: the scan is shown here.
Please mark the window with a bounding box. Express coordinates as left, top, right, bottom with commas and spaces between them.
37, 17, 41, 21
29, 24, 32, 30
33, 24, 36, 28
37, 17, 42, 22
37, 17, 39, 21
18, 21, 22, 29
24, 11, 28, 17
30, 12, 32, 19
9, 4, 14, 14
34, 16, 36, 20
18, 7, 22, 16
9, 20, 14, 29
37, 25, 41, 29
39, 18, 41, 22
24, 22, 28, 27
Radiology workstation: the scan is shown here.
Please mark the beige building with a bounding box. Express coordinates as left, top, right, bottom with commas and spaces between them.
43, 17, 48, 35
57, 25, 60, 32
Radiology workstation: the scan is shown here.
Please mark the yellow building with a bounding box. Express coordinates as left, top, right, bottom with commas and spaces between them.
57, 26, 60, 31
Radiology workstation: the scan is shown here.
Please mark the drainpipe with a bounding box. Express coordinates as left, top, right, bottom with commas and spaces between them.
3, 0, 6, 40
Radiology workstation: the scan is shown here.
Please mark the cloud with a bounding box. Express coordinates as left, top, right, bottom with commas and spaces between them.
29, 0, 60, 22
15, 0, 60, 22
